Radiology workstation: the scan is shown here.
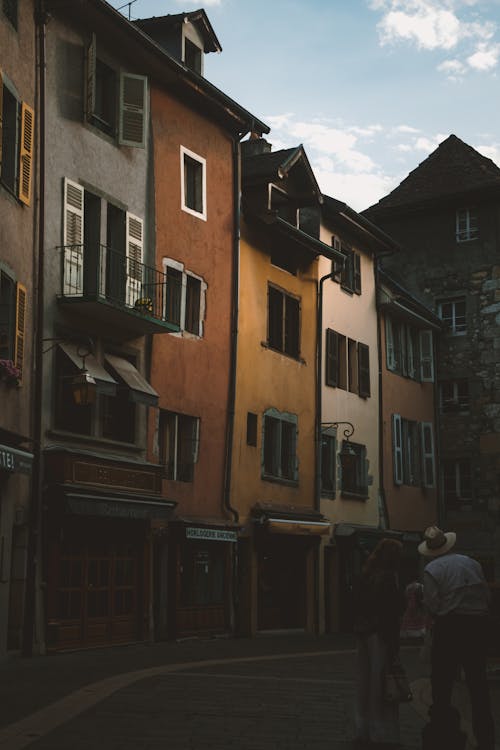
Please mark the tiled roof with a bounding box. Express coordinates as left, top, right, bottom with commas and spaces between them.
365, 134, 500, 214
242, 148, 301, 181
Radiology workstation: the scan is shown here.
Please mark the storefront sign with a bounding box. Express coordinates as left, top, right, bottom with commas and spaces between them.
0, 444, 33, 475
186, 527, 237, 543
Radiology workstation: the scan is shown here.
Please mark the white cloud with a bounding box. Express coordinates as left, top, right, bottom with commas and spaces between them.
437, 58, 467, 75
395, 143, 413, 151
392, 125, 421, 134
475, 143, 500, 166
314, 166, 399, 212
467, 42, 500, 70
376, 3, 462, 51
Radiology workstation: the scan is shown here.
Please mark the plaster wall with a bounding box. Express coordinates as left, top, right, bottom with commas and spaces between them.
231, 227, 318, 523
148, 86, 235, 519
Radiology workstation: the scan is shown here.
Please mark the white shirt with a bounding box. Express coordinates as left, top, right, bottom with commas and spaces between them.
423, 552, 490, 617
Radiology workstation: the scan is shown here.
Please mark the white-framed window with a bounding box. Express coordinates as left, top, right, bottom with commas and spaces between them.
456, 208, 478, 242
262, 409, 298, 483
439, 380, 470, 413
180, 146, 206, 220
442, 458, 472, 508
385, 316, 434, 382
160, 410, 200, 482
163, 258, 206, 337
392, 414, 435, 488
437, 297, 466, 335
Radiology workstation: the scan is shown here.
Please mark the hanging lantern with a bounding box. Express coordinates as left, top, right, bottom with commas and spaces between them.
71, 369, 97, 405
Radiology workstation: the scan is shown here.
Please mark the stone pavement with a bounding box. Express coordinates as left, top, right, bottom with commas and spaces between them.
0, 634, 498, 750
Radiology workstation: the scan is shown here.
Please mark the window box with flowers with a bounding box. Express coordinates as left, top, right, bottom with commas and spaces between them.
0, 359, 21, 387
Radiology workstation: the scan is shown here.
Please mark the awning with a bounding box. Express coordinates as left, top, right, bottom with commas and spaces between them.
0, 443, 33, 475
104, 353, 158, 407
64, 491, 175, 521
59, 342, 117, 396
265, 517, 331, 536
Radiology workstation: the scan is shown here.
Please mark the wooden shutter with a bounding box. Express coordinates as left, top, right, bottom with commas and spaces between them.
354, 252, 361, 294
419, 329, 434, 382
18, 103, 34, 206
385, 316, 395, 370
284, 294, 300, 358
126, 212, 143, 304
14, 283, 26, 382
63, 178, 84, 295
421, 422, 435, 488
392, 414, 403, 485
86, 33, 96, 121
119, 73, 147, 148
268, 286, 283, 351
0, 70, 3, 174
358, 343, 370, 398
325, 329, 338, 387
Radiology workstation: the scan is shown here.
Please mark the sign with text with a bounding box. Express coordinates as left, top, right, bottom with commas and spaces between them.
0, 445, 33, 475
186, 527, 237, 543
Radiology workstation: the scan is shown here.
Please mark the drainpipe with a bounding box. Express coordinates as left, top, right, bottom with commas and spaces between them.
23, 0, 47, 656
374, 257, 390, 529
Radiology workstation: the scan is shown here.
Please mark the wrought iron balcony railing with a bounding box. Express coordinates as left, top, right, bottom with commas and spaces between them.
59, 244, 180, 333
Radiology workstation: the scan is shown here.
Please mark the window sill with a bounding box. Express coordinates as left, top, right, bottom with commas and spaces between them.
340, 490, 368, 501
262, 473, 299, 488
47, 429, 142, 453
261, 342, 304, 364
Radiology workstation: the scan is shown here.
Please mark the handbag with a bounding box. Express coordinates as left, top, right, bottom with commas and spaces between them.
384, 659, 413, 703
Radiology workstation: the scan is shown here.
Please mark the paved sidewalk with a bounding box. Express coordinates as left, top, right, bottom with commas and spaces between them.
0, 635, 498, 750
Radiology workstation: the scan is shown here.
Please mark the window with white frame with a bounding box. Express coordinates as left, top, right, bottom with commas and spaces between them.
181, 146, 206, 220
456, 208, 478, 242
439, 380, 470, 413
442, 458, 472, 508
340, 442, 368, 498
160, 410, 200, 482
262, 409, 298, 483
392, 414, 435, 488
163, 259, 205, 337
437, 297, 466, 335
385, 316, 434, 381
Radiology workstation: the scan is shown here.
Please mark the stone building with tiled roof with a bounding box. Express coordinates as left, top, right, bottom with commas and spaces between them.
364, 134, 500, 593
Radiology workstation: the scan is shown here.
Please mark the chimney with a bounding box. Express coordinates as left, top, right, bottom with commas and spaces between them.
241, 133, 272, 158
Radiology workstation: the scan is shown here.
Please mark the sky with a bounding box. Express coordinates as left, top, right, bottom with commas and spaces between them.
110, 0, 500, 211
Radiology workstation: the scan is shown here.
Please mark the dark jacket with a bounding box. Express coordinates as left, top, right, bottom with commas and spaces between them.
353, 569, 403, 656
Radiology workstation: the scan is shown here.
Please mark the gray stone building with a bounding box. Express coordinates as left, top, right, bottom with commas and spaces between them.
364, 134, 500, 582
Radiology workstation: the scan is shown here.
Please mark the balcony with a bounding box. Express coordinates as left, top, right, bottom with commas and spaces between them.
57, 244, 180, 337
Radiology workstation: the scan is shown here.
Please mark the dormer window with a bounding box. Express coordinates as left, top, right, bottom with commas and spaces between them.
184, 38, 202, 74
269, 185, 298, 226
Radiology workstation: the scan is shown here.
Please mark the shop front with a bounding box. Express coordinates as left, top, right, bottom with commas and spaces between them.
44, 449, 174, 651
167, 521, 238, 639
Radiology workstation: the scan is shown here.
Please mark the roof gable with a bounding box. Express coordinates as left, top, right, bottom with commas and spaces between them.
243, 145, 322, 202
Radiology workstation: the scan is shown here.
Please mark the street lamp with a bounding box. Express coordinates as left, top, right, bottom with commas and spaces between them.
70, 346, 97, 406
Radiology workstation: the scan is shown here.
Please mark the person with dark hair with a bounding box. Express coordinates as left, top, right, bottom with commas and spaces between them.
353, 537, 404, 748
419, 526, 495, 750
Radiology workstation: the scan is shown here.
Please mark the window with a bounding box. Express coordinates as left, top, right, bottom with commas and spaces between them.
440, 380, 469, 413
2, 0, 17, 29
335, 239, 361, 295
456, 208, 478, 242
340, 442, 367, 497
160, 410, 199, 482
163, 259, 205, 336
86, 34, 147, 148
269, 185, 298, 226
184, 38, 202, 75
263, 410, 297, 482
0, 271, 26, 381
385, 316, 434, 381
246, 412, 258, 447
181, 146, 206, 220
267, 285, 300, 358
438, 297, 466, 335
325, 328, 369, 397
442, 458, 472, 508
321, 431, 336, 497
392, 414, 435, 488
0, 74, 34, 204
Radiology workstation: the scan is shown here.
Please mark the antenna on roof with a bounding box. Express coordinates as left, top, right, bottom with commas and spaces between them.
117, 0, 138, 20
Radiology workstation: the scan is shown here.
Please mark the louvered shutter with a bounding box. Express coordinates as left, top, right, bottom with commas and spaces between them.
385, 317, 395, 370
18, 103, 34, 206
14, 283, 26, 383
63, 178, 84, 295
354, 253, 361, 295
284, 295, 300, 358
119, 73, 147, 148
0, 71, 3, 174
419, 330, 434, 382
421, 422, 435, 488
392, 414, 403, 485
86, 33, 96, 121
325, 329, 338, 387
332, 236, 342, 280
358, 343, 370, 398
126, 212, 143, 304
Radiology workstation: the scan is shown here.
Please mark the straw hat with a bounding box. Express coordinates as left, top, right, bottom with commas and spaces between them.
418, 526, 456, 558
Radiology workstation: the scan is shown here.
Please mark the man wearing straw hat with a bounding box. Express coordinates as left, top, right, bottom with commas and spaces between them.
419, 526, 495, 750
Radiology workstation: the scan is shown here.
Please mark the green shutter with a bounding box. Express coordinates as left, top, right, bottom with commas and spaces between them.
392, 414, 403, 485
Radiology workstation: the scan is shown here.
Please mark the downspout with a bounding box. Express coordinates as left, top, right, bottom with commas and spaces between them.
23, 0, 47, 656
375, 257, 390, 529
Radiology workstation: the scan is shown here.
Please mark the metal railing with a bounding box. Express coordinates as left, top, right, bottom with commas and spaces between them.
60, 244, 180, 324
